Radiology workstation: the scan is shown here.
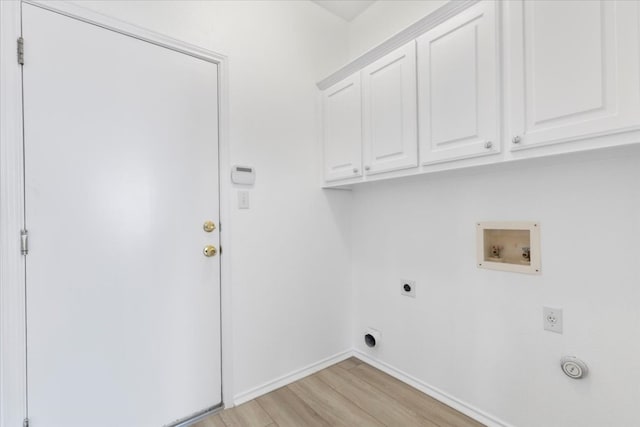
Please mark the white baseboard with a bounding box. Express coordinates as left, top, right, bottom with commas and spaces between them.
232, 349, 352, 406
353, 349, 514, 427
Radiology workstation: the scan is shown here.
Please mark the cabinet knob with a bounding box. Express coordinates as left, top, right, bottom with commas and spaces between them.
512, 135, 521, 144
484, 141, 493, 149
353, 168, 359, 174
365, 165, 371, 171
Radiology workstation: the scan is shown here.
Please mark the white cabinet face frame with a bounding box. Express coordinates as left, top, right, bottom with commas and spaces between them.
507, 0, 640, 151
417, 0, 501, 165
323, 74, 363, 182
362, 41, 418, 175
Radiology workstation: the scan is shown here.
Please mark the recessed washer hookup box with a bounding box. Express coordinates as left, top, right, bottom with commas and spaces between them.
476, 221, 541, 274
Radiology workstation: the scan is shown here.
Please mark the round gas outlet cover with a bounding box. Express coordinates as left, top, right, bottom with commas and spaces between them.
560, 356, 588, 379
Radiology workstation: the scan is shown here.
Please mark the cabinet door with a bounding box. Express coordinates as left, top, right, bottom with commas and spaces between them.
508, 0, 640, 150
417, 1, 499, 164
323, 74, 363, 182
362, 42, 418, 175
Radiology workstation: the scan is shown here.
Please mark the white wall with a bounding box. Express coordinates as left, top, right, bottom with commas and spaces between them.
347, 0, 446, 59
347, 5, 640, 425
68, 0, 353, 402
351, 146, 640, 427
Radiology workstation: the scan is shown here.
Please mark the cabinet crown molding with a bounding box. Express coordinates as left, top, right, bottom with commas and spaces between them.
316, 0, 479, 90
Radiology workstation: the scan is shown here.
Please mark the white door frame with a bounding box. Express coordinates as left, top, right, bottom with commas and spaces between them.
0, 2, 234, 425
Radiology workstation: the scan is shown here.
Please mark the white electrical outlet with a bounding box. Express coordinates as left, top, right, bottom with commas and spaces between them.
400, 279, 416, 298
543, 307, 563, 334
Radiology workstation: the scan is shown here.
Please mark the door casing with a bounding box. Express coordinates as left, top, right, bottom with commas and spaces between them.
0, 2, 234, 426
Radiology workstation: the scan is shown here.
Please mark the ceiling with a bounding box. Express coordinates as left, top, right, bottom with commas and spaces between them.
312, 0, 376, 22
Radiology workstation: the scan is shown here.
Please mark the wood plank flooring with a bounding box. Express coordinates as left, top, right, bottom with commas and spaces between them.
193, 358, 483, 427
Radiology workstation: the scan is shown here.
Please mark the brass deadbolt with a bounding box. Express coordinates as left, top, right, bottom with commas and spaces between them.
203, 221, 216, 232
203, 245, 217, 257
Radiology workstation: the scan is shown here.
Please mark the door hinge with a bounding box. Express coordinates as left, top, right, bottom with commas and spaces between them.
23, 417, 29, 427
17, 37, 24, 65
20, 230, 29, 255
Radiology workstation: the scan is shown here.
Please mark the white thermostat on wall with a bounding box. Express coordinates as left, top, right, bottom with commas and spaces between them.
231, 165, 255, 185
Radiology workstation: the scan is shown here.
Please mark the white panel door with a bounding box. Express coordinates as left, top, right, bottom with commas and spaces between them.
22, 4, 221, 427
417, 1, 499, 164
362, 42, 418, 175
508, 0, 640, 150
323, 74, 362, 182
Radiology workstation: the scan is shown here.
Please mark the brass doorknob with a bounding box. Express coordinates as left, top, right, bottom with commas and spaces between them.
203, 245, 217, 257
203, 221, 216, 232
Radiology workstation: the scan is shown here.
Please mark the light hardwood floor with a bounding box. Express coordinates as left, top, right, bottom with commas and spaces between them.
193, 358, 484, 427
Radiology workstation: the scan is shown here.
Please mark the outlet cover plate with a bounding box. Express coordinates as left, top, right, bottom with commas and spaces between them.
400, 279, 416, 298
543, 307, 563, 334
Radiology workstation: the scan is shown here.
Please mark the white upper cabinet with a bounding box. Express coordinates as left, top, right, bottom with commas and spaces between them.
361, 42, 418, 175
417, 1, 500, 164
319, 0, 640, 186
323, 74, 363, 182
507, 0, 640, 150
